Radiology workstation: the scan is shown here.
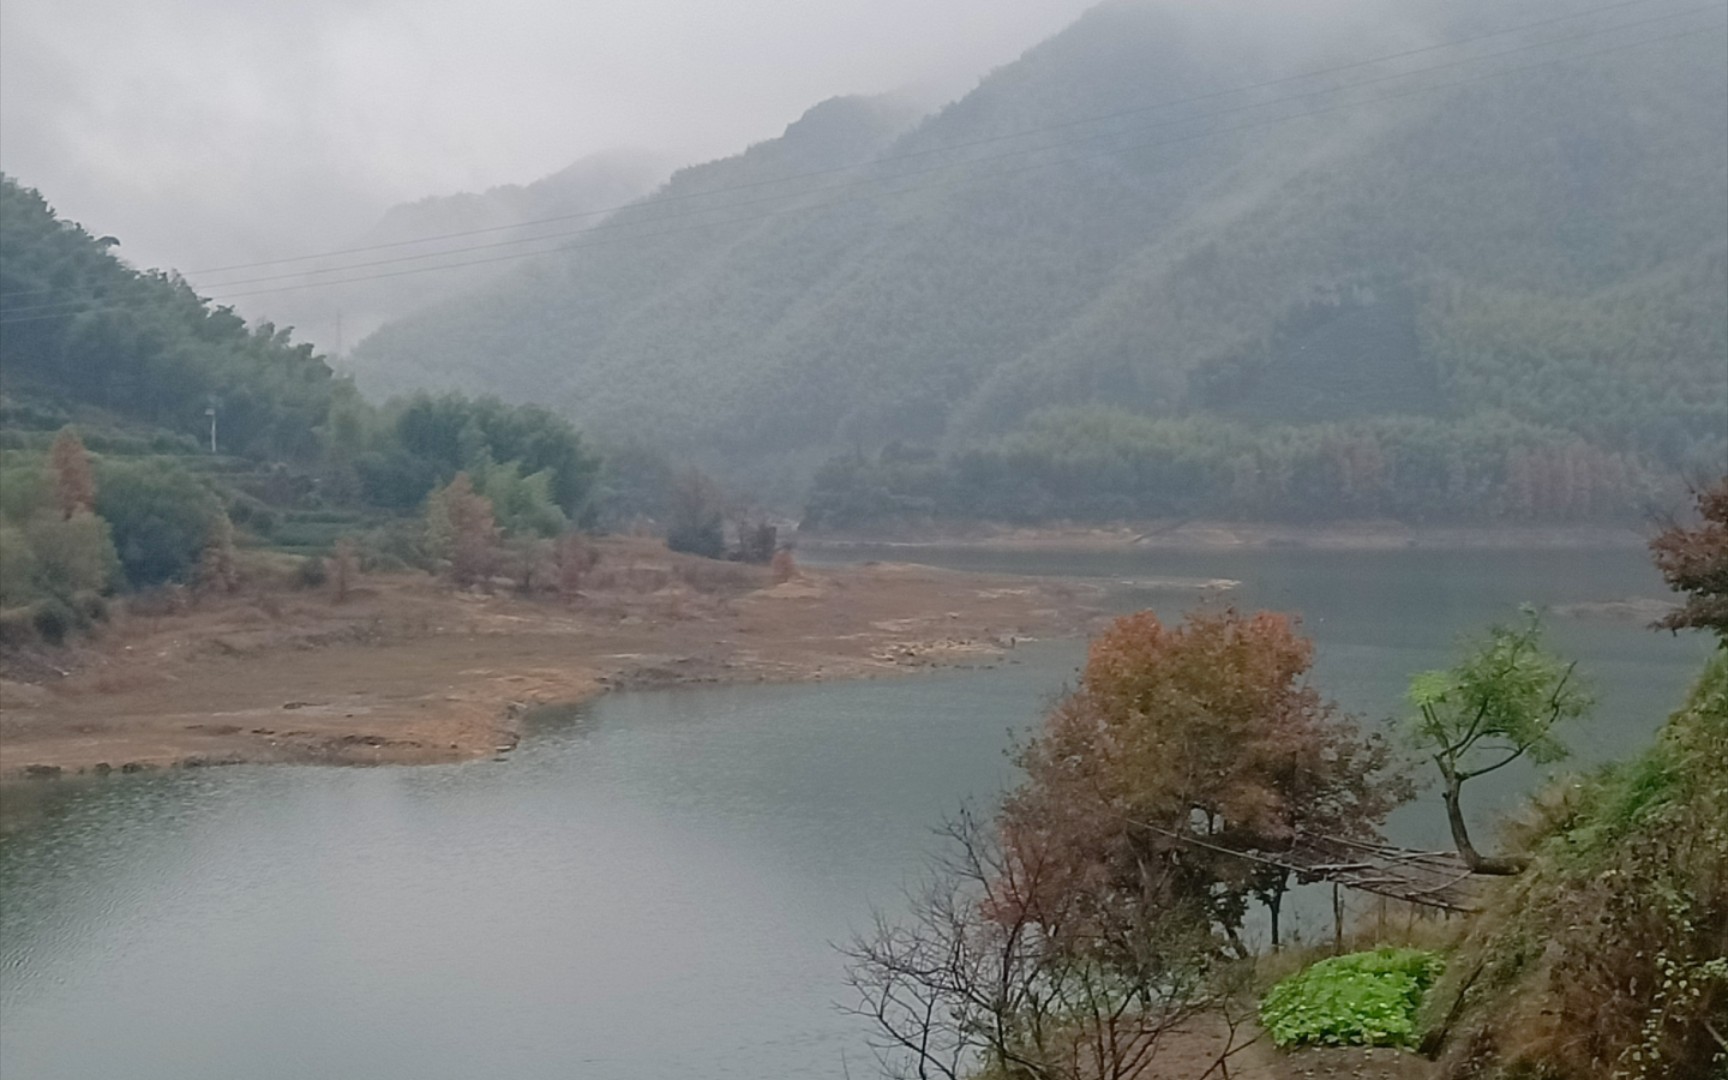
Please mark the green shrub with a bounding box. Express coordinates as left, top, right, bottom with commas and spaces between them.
30, 597, 77, 645
293, 556, 328, 589
666, 520, 725, 559
0, 464, 49, 523
0, 523, 40, 607
0, 607, 39, 647
74, 591, 109, 623
25, 513, 121, 597
95, 460, 225, 587
359, 520, 431, 572
1260, 948, 1445, 1049
225, 493, 279, 538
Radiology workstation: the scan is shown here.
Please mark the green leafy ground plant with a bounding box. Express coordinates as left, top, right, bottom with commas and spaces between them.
1259, 947, 1445, 1049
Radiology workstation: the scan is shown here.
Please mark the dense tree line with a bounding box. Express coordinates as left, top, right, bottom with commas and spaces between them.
803, 408, 1666, 527
1, 175, 604, 526
327, 389, 600, 531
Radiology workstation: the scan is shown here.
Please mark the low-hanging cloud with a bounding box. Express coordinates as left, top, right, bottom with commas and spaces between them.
0, 0, 1098, 279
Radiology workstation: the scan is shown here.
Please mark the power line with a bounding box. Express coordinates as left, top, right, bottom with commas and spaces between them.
10, 2, 1714, 319
192, 0, 1704, 275
213, 23, 1728, 301
3, 18, 1717, 323
2, 16, 1722, 326
184, 2, 1728, 294
0, 0, 1698, 304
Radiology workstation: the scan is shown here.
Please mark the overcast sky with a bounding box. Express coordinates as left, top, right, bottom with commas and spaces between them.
0, 0, 1097, 278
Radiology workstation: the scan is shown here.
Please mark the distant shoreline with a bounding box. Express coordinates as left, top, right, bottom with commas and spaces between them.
797, 520, 1652, 554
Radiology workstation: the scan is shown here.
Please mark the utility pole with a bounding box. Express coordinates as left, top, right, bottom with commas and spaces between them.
205, 402, 218, 454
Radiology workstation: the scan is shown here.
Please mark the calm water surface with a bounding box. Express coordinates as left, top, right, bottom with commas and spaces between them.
0, 548, 1709, 1079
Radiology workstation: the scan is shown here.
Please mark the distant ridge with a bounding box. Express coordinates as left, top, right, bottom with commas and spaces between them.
351, 0, 1727, 501
267, 148, 675, 352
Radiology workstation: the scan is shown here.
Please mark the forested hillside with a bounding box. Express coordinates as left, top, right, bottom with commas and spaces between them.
0, 176, 605, 640
0, 178, 337, 461
351, 0, 1728, 521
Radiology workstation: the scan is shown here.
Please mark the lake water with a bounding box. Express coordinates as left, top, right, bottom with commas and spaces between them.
0, 548, 1710, 1079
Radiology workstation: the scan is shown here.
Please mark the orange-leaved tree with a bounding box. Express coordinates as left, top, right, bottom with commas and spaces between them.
555, 532, 598, 600
1650, 475, 1728, 642
330, 536, 360, 602
194, 511, 240, 595
48, 427, 96, 519
425, 473, 498, 588
1001, 608, 1410, 954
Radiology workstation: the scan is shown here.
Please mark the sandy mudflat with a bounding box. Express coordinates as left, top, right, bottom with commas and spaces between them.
802, 520, 1649, 553
0, 537, 1107, 778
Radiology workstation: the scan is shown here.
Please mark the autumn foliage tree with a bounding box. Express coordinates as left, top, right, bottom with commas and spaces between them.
846, 609, 1402, 1079
47, 427, 96, 519
1002, 609, 1410, 955
1649, 476, 1728, 641
555, 532, 598, 600
194, 512, 241, 595
770, 546, 797, 584
330, 536, 360, 603
424, 473, 498, 588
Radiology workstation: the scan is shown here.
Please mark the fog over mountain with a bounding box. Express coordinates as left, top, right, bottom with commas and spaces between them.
0, 0, 1096, 344
349, 0, 1728, 508
256, 148, 678, 352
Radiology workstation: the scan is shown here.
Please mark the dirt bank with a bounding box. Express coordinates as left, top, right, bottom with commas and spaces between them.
0, 538, 1108, 779
802, 520, 1649, 553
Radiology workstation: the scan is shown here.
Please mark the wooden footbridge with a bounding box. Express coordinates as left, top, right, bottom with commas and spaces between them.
1260, 833, 1483, 913
1147, 823, 1484, 913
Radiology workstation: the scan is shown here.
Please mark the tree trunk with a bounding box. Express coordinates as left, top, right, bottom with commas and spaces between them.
1442, 773, 1527, 876
1332, 883, 1345, 954
1267, 869, 1289, 952
1269, 888, 1282, 952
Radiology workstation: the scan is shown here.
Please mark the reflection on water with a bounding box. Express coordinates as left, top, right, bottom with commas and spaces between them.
0, 549, 1709, 1080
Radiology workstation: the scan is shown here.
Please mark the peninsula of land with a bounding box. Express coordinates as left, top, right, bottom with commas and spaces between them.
0, 538, 1114, 778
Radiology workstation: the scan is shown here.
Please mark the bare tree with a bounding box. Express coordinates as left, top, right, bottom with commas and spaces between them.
555, 532, 599, 600
842, 809, 1250, 1080
771, 546, 798, 584
330, 536, 360, 603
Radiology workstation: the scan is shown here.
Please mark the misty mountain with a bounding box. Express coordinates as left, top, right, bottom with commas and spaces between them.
260, 149, 675, 352
350, 0, 1727, 502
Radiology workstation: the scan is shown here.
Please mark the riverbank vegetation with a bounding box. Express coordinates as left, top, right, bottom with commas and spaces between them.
847, 478, 1728, 1079
0, 174, 748, 650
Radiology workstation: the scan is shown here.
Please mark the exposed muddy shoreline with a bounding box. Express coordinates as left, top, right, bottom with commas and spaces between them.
798, 520, 1651, 553
0, 538, 1109, 782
